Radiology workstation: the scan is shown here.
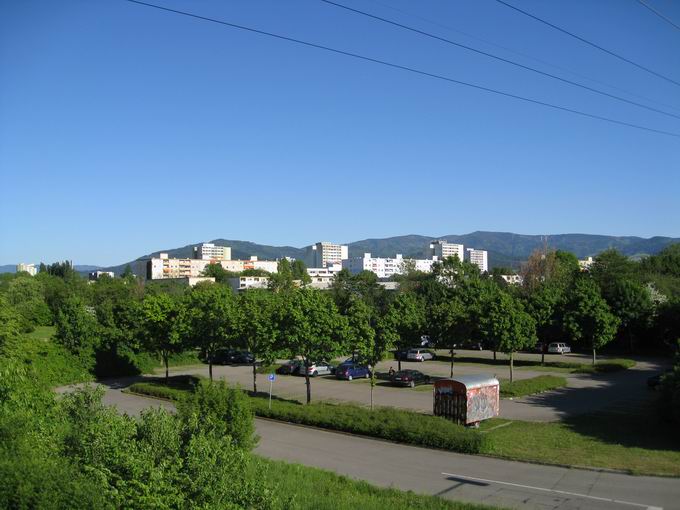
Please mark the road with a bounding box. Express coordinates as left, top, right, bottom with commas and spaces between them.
56, 381, 680, 510
161, 354, 665, 422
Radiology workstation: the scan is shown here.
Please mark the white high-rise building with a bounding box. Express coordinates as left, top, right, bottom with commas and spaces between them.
343, 253, 407, 279
429, 240, 465, 262
193, 243, 231, 261
466, 248, 488, 273
310, 242, 348, 268
16, 263, 37, 276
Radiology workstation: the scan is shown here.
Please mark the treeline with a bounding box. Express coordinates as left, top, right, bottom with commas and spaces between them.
2, 244, 680, 391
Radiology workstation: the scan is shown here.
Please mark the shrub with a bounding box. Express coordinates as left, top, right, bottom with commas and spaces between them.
177, 380, 256, 450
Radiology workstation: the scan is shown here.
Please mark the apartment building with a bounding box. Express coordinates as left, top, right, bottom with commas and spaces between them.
465, 248, 489, 273
193, 243, 231, 261
88, 270, 115, 281
429, 240, 465, 261
16, 263, 37, 276
228, 276, 270, 292
146, 253, 278, 280
310, 242, 349, 268
579, 256, 595, 271
342, 253, 407, 279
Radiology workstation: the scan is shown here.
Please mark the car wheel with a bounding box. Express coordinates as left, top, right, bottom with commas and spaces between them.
409, 381, 415, 388
348, 375, 353, 381
313, 371, 318, 377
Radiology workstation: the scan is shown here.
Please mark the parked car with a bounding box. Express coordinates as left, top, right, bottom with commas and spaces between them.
393, 349, 409, 361
390, 369, 431, 388
208, 349, 238, 365
335, 362, 371, 380
301, 361, 334, 377
230, 351, 255, 364
547, 342, 571, 354
420, 335, 436, 348
406, 348, 435, 362
277, 359, 303, 375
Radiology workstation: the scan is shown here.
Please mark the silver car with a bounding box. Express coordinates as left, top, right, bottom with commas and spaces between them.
302, 361, 335, 377
547, 342, 571, 354
406, 348, 435, 362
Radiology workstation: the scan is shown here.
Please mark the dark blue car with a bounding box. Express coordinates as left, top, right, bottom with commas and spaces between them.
335, 362, 371, 381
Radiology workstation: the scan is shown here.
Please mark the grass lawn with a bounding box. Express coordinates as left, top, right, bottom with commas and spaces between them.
255, 457, 496, 510
498, 375, 567, 398
480, 406, 680, 476
435, 354, 635, 374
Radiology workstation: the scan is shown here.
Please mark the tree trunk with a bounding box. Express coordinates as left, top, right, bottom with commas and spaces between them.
509, 352, 514, 383
541, 351, 545, 365
592, 348, 597, 365
209, 361, 213, 381
252, 361, 257, 394
164, 355, 169, 384
493, 349, 497, 361
398, 359, 402, 371
305, 371, 311, 404
449, 348, 454, 378
370, 375, 374, 411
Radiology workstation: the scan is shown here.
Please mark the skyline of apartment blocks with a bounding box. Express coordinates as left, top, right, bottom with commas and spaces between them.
310, 242, 349, 268
466, 248, 488, 273
193, 243, 231, 261
16, 263, 37, 276
429, 240, 465, 261
343, 253, 407, 279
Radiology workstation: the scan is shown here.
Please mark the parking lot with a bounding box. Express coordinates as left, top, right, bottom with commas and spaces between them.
163, 349, 665, 422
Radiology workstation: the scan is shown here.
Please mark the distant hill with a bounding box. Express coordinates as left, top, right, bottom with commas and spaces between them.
100, 231, 680, 275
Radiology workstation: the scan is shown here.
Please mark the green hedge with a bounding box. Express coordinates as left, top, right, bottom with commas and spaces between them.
127, 379, 489, 455
500, 375, 567, 398
252, 399, 489, 454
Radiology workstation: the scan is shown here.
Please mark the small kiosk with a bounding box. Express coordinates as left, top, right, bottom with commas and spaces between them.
433, 374, 499, 426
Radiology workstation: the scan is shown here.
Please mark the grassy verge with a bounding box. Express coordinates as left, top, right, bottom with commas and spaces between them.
480, 407, 680, 476
499, 375, 567, 398
257, 363, 282, 374
127, 378, 487, 454
254, 457, 496, 510
435, 354, 635, 374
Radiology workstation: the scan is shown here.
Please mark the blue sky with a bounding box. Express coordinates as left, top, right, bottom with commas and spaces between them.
1, 0, 679, 266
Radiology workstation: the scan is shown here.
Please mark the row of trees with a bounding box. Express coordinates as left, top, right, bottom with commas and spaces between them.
4, 243, 680, 404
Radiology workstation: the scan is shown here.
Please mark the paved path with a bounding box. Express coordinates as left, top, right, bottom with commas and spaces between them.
55, 382, 680, 510
160, 355, 665, 422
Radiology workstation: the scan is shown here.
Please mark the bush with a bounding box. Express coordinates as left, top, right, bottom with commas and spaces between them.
500, 375, 567, 398
177, 380, 256, 450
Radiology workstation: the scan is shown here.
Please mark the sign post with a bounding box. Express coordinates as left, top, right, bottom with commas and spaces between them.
268, 373, 275, 409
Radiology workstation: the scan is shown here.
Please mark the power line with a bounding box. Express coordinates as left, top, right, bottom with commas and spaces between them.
493, 0, 680, 88
122, 0, 680, 139
319, 0, 680, 120
637, 0, 680, 32
366, 0, 680, 114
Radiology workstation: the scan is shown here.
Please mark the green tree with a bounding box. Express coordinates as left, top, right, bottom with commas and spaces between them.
54, 296, 100, 372
236, 290, 280, 393
183, 283, 238, 381
483, 291, 537, 381
291, 259, 311, 285
5, 275, 52, 329
278, 288, 348, 403
387, 293, 426, 370
524, 283, 564, 364
268, 259, 295, 292
430, 297, 470, 378
606, 279, 653, 353
347, 298, 397, 409
201, 263, 238, 283
121, 264, 134, 279
138, 293, 185, 383
564, 276, 620, 364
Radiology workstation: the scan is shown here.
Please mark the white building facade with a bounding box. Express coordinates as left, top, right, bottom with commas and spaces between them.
193, 243, 231, 261
16, 263, 37, 276
146, 253, 278, 280
310, 242, 348, 268
343, 253, 408, 279
465, 248, 489, 273
429, 240, 465, 261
